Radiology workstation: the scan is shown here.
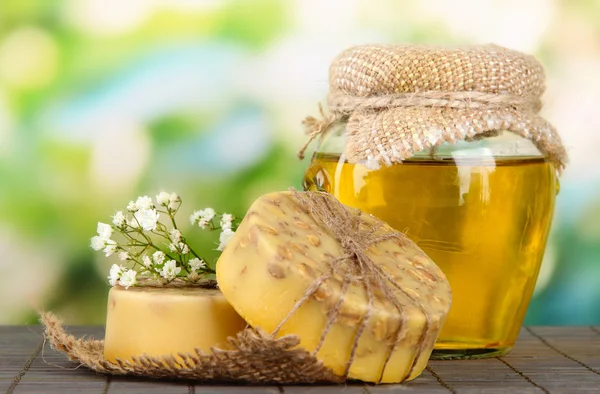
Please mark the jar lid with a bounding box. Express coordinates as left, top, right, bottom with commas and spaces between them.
300, 44, 567, 171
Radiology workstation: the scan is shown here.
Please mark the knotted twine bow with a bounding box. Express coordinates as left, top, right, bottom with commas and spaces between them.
298, 44, 567, 171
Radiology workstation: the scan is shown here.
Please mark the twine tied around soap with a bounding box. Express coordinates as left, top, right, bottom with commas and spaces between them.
298, 44, 567, 171
269, 190, 441, 383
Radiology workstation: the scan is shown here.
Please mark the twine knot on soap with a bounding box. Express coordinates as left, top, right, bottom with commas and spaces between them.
269, 190, 439, 382
298, 44, 567, 171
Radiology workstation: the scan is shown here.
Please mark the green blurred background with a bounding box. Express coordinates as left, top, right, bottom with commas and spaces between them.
0, 0, 599, 324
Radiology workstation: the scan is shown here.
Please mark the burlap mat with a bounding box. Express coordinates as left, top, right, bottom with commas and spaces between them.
40, 312, 341, 384
299, 44, 567, 171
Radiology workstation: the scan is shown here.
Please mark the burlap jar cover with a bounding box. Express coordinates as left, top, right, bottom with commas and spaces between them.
298, 44, 567, 170
41, 189, 449, 384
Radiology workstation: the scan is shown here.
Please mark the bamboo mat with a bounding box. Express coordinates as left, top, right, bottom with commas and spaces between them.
1, 326, 599, 393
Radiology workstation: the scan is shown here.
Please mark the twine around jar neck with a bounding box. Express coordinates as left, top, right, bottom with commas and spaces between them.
297, 90, 542, 160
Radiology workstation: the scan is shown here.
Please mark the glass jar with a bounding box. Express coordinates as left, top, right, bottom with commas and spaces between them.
302, 125, 558, 359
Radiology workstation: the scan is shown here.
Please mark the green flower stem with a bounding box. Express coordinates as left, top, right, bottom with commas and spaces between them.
166, 204, 180, 230
150, 229, 171, 242
187, 245, 204, 262
121, 232, 156, 252
129, 259, 146, 271
125, 242, 147, 247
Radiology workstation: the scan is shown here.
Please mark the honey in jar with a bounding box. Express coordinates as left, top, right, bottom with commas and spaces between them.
303, 132, 557, 358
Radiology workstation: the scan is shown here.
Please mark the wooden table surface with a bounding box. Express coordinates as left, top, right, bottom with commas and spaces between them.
1, 326, 599, 394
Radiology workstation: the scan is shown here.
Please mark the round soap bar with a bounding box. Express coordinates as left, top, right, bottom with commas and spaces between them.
216, 191, 452, 383
104, 286, 246, 362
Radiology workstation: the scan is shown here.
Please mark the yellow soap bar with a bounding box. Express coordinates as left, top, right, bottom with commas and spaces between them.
104, 286, 246, 362
216, 191, 451, 383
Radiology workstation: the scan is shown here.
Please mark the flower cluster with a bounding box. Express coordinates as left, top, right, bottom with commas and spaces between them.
90, 192, 239, 288
189, 208, 240, 251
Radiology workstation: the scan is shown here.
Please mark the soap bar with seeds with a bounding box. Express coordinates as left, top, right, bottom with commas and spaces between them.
104, 286, 246, 362
216, 191, 451, 383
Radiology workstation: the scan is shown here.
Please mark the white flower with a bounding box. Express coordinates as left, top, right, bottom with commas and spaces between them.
179, 242, 189, 254
135, 195, 154, 210
127, 201, 138, 212
112, 211, 126, 228
189, 258, 206, 272
202, 208, 216, 221
168, 242, 189, 254
118, 251, 130, 261
142, 255, 152, 268
104, 240, 118, 257
152, 251, 165, 265
127, 217, 138, 228
191, 208, 215, 229
94, 222, 117, 255
97, 222, 113, 240
134, 209, 160, 231
108, 264, 124, 286
220, 213, 233, 230
90, 236, 105, 251
217, 229, 235, 251
170, 229, 182, 242
156, 191, 171, 207
119, 269, 137, 289
160, 260, 181, 281
168, 193, 180, 210
190, 211, 201, 225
